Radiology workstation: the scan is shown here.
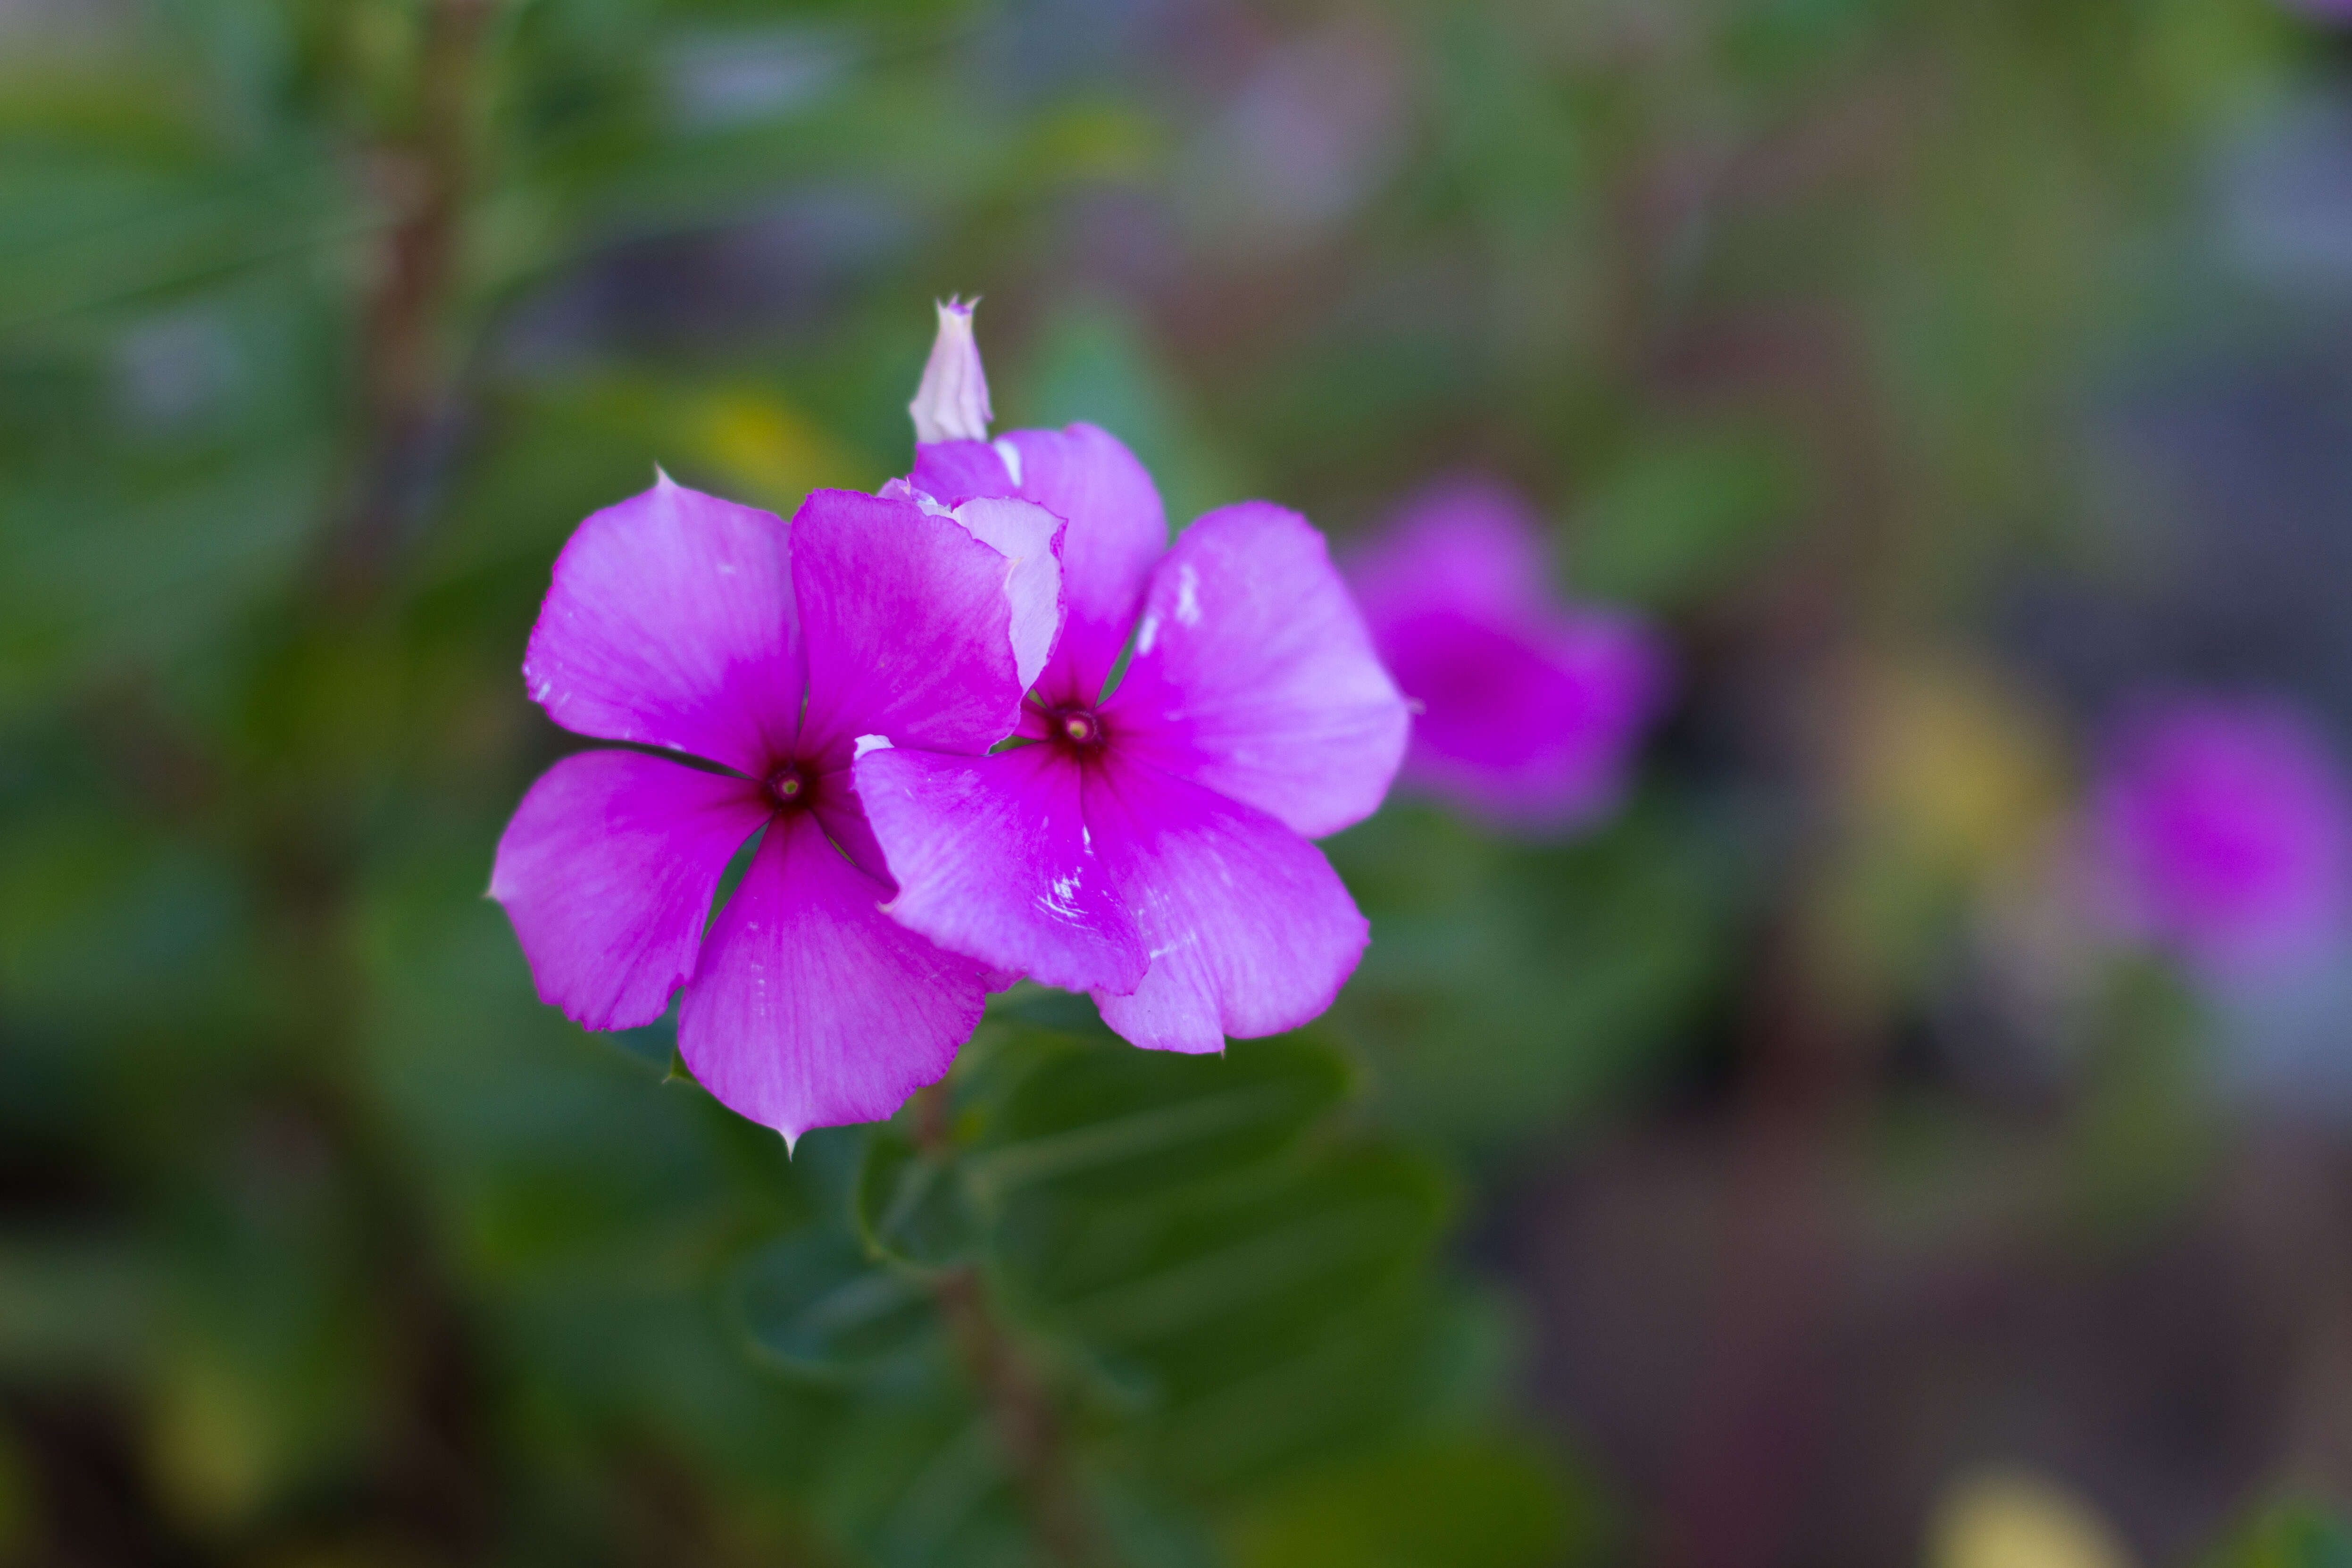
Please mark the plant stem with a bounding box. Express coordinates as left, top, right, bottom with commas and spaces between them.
331, 0, 500, 599
911, 1084, 1109, 1568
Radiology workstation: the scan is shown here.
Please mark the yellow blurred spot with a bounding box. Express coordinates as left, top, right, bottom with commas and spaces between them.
1806, 651, 2077, 1018
688, 392, 847, 509
149, 1352, 272, 1528
1927, 1470, 2135, 1568
1846, 655, 2069, 880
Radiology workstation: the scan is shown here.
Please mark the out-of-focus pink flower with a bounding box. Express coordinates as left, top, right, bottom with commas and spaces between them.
2092, 692, 2352, 977
855, 307, 1411, 1053
1348, 478, 1670, 834
491, 473, 1061, 1143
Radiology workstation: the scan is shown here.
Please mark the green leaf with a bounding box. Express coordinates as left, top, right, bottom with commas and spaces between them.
994, 1140, 1456, 1493
856, 1127, 979, 1275
996, 1147, 1447, 1355
966, 1031, 1352, 1205
815, 1384, 1031, 1568
1086, 1473, 1224, 1568
603, 1015, 677, 1075
728, 1227, 938, 1385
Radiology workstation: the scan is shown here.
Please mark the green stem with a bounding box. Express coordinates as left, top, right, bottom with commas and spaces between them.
329, 0, 500, 600
911, 1084, 1109, 1567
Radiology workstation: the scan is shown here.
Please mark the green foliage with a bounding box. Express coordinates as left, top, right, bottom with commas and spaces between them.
1225, 1434, 1602, 1568
1571, 424, 1808, 611
857, 1126, 981, 1274
1330, 798, 1743, 1152
735, 1226, 940, 1383
2209, 1503, 2352, 1568
720, 1017, 1551, 1562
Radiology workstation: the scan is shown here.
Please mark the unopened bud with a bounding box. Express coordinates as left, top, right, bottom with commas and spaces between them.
908, 298, 992, 443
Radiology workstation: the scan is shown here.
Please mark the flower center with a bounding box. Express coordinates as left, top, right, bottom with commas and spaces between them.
1046, 705, 1108, 753
767, 765, 808, 809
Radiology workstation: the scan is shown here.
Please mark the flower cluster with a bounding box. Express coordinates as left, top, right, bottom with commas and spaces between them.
493, 303, 1410, 1142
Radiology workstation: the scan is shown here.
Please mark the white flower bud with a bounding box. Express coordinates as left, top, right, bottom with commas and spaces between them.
908, 298, 992, 443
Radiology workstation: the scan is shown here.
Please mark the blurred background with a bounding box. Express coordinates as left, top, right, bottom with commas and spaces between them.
6, 0, 2352, 1564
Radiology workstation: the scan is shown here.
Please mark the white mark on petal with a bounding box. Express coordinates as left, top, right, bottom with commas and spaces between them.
853, 734, 894, 759
1040, 871, 1084, 920
1148, 932, 1198, 961
1135, 612, 1160, 655
992, 437, 1024, 487
1174, 562, 1201, 626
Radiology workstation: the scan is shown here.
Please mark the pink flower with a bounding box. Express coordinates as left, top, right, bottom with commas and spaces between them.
1348, 477, 1669, 833
854, 309, 1411, 1052
2092, 692, 2352, 978
491, 473, 1063, 1143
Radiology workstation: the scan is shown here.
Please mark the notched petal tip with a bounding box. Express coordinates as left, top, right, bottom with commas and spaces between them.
909, 297, 993, 444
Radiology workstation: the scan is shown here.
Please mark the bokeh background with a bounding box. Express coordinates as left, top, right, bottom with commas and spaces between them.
7, 0, 2352, 1564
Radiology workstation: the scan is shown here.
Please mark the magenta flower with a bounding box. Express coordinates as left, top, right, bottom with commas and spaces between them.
2092, 692, 2352, 978
491, 472, 1063, 1142
1347, 477, 1669, 833
853, 308, 1410, 1052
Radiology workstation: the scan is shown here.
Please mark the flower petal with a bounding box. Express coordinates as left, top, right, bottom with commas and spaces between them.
790, 489, 1026, 767
810, 766, 892, 884
1086, 754, 1370, 1053
951, 497, 1065, 691
1386, 607, 1669, 830
1349, 475, 1551, 624
854, 744, 1147, 994
872, 482, 1067, 690
1108, 500, 1409, 839
490, 750, 769, 1032
905, 440, 1015, 508
913, 424, 1166, 705
522, 475, 800, 776
677, 810, 987, 1143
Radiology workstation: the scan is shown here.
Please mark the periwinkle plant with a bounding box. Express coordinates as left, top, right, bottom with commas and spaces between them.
494, 300, 1409, 1133
484, 303, 1504, 1567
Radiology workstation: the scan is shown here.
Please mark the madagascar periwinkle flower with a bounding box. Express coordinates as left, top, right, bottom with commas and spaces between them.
2092, 692, 2352, 978
1347, 477, 1669, 834
491, 472, 1064, 1143
853, 304, 1411, 1052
